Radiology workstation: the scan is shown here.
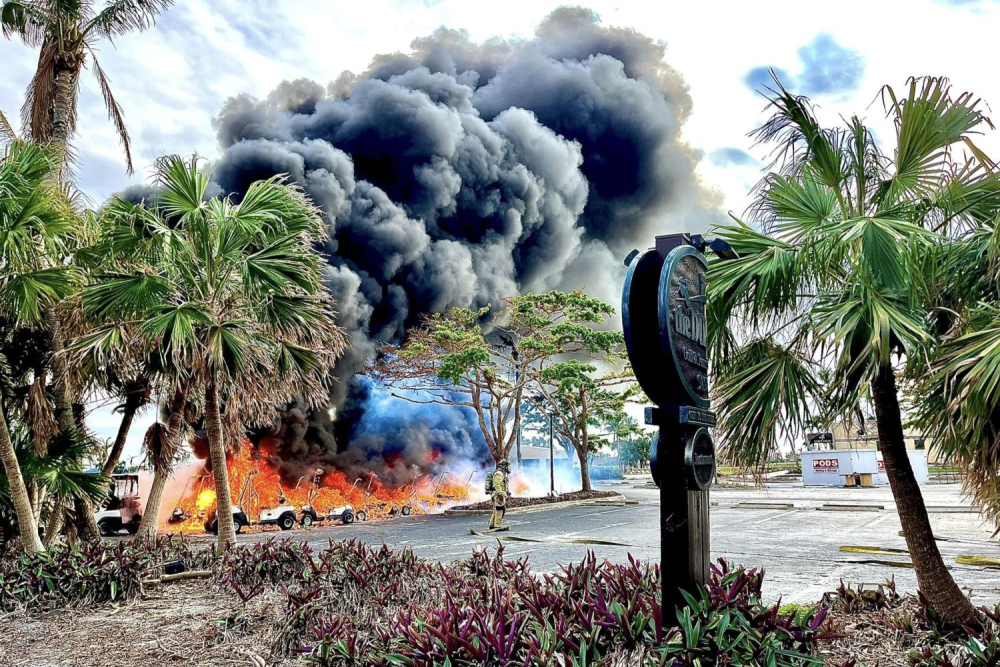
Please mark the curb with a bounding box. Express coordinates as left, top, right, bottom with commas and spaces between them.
444, 493, 628, 516
817, 503, 884, 512
733, 502, 795, 510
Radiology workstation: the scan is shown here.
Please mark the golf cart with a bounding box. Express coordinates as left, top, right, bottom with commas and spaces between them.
295, 469, 362, 526
204, 506, 250, 534
94, 473, 143, 536
258, 504, 300, 530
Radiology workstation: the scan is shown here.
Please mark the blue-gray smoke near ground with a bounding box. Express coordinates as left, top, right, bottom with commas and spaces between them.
207, 6, 720, 484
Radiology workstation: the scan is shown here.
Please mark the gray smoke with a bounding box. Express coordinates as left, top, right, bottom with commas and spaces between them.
206, 6, 720, 482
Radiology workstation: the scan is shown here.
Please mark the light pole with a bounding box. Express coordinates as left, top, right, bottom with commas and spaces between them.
548, 412, 555, 495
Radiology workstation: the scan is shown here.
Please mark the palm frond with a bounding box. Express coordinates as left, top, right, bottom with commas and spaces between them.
87, 49, 133, 173
0, 0, 48, 45
83, 0, 172, 40
750, 74, 848, 199
0, 109, 16, 144
25, 371, 57, 453
155, 155, 209, 222
0, 266, 78, 326
80, 272, 169, 320
32, 428, 109, 503
710, 219, 804, 327
715, 338, 820, 476
141, 421, 173, 475
883, 77, 993, 202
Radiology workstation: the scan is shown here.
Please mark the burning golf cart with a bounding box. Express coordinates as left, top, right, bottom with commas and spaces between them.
298, 471, 361, 525
298, 504, 359, 526
94, 473, 143, 536
204, 506, 251, 534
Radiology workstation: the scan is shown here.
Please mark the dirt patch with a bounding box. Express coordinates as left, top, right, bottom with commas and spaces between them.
0, 580, 296, 667
451, 490, 618, 511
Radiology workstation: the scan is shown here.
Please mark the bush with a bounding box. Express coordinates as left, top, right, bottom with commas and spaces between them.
215, 540, 834, 666
0, 536, 215, 611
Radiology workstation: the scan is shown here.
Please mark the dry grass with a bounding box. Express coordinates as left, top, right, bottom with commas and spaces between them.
0, 580, 295, 667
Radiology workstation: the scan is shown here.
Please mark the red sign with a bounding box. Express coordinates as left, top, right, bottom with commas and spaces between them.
877, 460, 885, 472
813, 458, 839, 473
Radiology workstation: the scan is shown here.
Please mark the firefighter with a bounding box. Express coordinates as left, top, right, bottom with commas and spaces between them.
488, 459, 511, 530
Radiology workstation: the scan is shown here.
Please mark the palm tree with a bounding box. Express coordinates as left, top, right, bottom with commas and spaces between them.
0, 420, 107, 552
0, 135, 80, 552
1, 0, 173, 172
82, 156, 348, 550
710, 77, 998, 626
65, 313, 154, 538
2, 0, 173, 451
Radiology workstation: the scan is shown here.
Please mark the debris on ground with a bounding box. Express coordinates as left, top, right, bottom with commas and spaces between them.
450, 489, 617, 511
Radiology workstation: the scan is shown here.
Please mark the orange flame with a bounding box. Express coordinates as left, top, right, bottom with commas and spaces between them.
162, 439, 479, 534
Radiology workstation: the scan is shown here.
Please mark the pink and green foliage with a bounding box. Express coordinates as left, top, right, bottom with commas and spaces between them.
0, 536, 213, 611
216, 540, 835, 666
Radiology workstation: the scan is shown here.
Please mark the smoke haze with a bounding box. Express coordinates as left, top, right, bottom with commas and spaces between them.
201, 6, 720, 483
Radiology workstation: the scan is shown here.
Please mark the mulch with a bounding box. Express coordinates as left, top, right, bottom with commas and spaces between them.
450, 490, 618, 512
818, 597, 974, 666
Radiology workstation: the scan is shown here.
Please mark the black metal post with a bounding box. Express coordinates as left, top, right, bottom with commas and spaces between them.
623, 233, 726, 618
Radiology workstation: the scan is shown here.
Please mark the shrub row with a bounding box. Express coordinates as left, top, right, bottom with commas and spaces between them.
0, 536, 214, 611
219, 538, 835, 666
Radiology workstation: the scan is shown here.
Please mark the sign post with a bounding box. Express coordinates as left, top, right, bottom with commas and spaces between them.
622, 233, 720, 612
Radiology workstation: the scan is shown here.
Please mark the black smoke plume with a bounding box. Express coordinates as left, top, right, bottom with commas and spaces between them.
205, 6, 720, 483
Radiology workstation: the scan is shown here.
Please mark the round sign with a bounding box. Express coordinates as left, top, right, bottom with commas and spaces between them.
684, 428, 716, 490
658, 245, 710, 408
649, 432, 661, 488
623, 249, 674, 405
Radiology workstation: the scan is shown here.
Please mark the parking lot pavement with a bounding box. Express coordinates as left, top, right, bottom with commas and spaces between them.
204, 481, 1000, 606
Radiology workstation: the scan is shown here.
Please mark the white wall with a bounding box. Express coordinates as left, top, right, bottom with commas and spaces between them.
800, 449, 928, 486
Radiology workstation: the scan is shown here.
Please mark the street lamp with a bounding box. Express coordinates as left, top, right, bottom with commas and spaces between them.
548, 412, 555, 496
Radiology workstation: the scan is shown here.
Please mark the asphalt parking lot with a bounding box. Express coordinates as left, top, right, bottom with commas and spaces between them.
179, 481, 1000, 606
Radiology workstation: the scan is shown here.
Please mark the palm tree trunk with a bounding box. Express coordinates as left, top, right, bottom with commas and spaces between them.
0, 408, 44, 553
45, 309, 74, 434
48, 54, 82, 154
102, 396, 141, 477
872, 365, 978, 626
42, 504, 64, 547
134, 389, 186, 543
70, 389, 146, 542
205, 377, 237, 551
134, 471, 168, 543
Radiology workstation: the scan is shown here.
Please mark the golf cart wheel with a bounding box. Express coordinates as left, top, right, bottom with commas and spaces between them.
342, 511, 355, 525
126, 521, 140, 535
300, 513, 313, 528
356, 510, 367, 522
279, 513, 295, 530
98, 520, 114, 537
401, 506, 411, 516
208, 520, 219, 535
234, 520, 244, 534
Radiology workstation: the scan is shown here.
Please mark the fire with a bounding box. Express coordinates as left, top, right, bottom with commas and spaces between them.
162, 439, 481, 534
195, 488, 216, 512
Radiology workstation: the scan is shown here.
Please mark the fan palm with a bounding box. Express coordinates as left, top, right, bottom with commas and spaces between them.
710, 76, 1000, 626
0, 135, 81, 552
82, 156, 348, 550
0, 420, 107, 552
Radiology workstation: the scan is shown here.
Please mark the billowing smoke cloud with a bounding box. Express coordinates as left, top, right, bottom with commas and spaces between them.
205, 6, 720, 482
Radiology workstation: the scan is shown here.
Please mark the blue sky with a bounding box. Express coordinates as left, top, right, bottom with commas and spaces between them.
3, 0, 999, 458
